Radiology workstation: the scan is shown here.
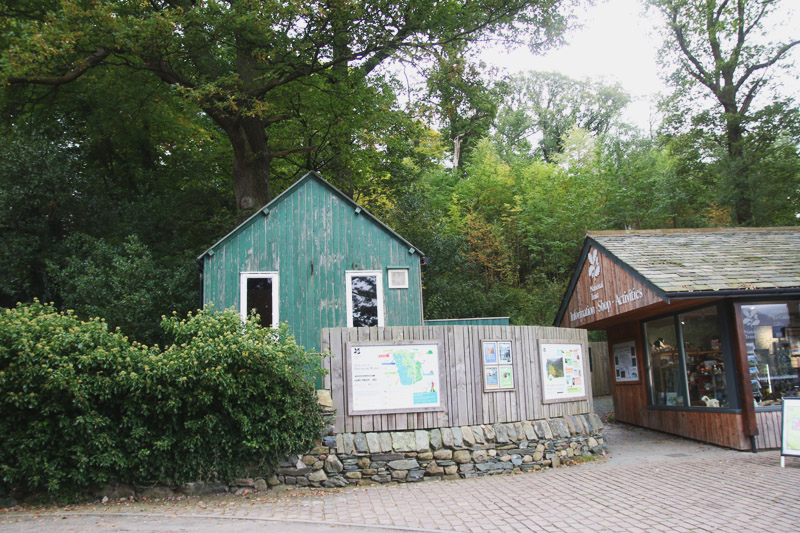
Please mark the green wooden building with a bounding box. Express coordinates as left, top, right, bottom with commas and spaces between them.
196, 172, 424, 354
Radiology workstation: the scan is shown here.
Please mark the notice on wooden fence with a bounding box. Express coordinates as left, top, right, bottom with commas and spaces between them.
539, 341, 588, 404
346, 341, 445, 415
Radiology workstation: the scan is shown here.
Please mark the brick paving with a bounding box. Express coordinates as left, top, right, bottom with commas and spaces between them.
2, 423, 798, 532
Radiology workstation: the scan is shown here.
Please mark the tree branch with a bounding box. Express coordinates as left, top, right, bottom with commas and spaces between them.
735, 39, 800, 91
7, 48, 110, 85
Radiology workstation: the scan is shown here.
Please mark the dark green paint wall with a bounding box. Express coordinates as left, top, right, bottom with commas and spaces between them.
201, 175, 424, 353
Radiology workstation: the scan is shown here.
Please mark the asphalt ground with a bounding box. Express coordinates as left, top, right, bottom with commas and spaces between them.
2, 401, 797, 532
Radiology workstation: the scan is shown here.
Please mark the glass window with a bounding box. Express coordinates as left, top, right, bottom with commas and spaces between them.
346, 271, 384, 328
740, 302, 800, 407
240, 272, 279, 328
645, 316, 685, 407
680, 307, 728, 407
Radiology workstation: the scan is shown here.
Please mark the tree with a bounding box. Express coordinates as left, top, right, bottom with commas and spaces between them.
419, 43, 505, 168
649, 0, 800, 224
3, 0, 570, 215
494, 71, 630, 162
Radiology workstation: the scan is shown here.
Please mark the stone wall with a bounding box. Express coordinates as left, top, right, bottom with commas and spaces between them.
276, 414, 606, 488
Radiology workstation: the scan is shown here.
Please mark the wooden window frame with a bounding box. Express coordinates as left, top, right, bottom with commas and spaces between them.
345, 270, 385, 328
239, 271, 280, 328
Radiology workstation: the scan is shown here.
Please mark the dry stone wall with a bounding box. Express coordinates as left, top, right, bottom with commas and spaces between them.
276, 414, 606, 488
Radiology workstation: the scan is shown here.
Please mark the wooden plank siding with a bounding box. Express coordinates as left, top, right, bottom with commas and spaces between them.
322, 325, 592, 433
201, 174, 424, 355
754, 410, 782, 450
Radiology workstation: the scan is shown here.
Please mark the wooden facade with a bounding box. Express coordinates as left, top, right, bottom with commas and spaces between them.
559, 246, 663, 330
198, 172, 424, 355
321, 325, 592, 433
555, 229, 800, 451
606, 320, 751, 450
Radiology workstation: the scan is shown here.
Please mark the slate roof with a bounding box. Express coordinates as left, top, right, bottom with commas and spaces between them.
589, 227, 800, 295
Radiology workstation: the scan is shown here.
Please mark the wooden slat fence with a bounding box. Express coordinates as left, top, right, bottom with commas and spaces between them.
322, 325, 592, 433
754, 410, 782, 450
589, 341, 611, 397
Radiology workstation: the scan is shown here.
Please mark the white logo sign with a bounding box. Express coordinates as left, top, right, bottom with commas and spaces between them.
588, 249, 601, 279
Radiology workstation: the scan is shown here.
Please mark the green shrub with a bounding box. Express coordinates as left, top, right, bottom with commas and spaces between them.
125, 309, 325, 484
0, 301, 146, 494
0, 302, 324, 496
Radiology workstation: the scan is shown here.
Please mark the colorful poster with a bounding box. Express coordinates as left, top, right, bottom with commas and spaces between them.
483, 342, 498, 364
613, 340, 639, 382
540, 342, 587, 402
485, 366, 499, 389
498, 342, 512, 364
782, 397, 800, 457
499, 366, 514, 388
349, 343, 441, 414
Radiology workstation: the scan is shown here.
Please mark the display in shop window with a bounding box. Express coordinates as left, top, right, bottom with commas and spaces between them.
740, 302, 800, 407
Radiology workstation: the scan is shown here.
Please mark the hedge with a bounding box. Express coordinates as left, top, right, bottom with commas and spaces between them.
0, 301, 324, 497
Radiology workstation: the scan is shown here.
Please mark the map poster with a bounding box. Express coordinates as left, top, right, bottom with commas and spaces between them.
613, 340, 639, 383
539, 341, 588, 403
782, 397, 800, 458
346, 341, 445, 415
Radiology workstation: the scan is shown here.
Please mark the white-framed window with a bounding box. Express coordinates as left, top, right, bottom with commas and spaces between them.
387, 268, 409, 289
345, 270, 384, 328
240, 272, 280, 328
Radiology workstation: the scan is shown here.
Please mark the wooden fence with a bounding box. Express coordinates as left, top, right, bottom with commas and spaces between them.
321, 325, 591, 434
589, 341, 611, 397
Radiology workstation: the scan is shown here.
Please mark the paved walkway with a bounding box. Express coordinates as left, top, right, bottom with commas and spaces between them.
2, 418, 798, 532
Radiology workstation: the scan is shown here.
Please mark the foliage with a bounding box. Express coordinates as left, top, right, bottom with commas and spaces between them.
494, 71, 630, 162
0, 302, 324, 497
47, 234, 191, 346
2, 0, 571, 213
649, 0, 800, 224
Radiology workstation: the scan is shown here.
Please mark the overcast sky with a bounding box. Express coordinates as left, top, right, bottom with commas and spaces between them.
484, 0, 800, 130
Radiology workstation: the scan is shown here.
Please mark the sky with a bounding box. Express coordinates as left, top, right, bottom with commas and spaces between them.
484, 0, 800, 131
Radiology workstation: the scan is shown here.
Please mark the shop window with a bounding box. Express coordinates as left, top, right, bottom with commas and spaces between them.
645, 316, 685, 407
644, 303, 731, 408
740, 301, 800, 407
240, 272, 279, 328
680, 307, 727, 407
346, 271, 384, 328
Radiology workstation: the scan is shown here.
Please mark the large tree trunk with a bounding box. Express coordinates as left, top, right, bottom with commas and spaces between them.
225, 116, 273, 215
723, 107, 752, 225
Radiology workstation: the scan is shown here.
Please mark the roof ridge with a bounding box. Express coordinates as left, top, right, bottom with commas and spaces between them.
588, 226, 800, 237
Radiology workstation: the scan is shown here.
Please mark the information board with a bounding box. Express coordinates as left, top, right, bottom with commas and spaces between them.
346, 341, 445, 415
782, 397, 800, 466
539, 341, 588, 403
482, 340, 516, 392
613, 340, 639, 383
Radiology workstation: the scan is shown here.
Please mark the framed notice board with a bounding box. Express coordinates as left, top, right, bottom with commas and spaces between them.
613, 340, 640, 383
538, 341, 588, 404
782, 397, 800, 467
481, 340, 516, 392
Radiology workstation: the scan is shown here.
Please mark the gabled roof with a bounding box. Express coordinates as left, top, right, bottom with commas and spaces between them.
589, 227, 800, 294
197, 171, 424, 261
554, 227, 800, 326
